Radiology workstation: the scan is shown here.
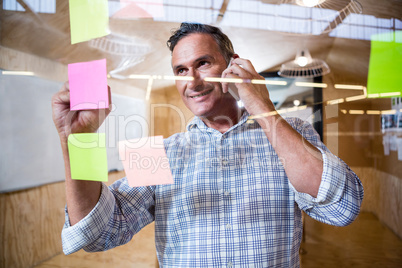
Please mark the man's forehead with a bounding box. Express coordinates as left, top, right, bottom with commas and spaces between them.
174, 34, 217, 53
171, 33, 221, 66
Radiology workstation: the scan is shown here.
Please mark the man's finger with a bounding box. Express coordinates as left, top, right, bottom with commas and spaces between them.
232, 58, 258, 75
56, 90, 71, 104
221, 70, 231, 93
59, 81, 70, 92
229, 63, 251, 79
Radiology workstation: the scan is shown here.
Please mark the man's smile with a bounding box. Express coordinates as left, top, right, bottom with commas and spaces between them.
189, 89, 213, 99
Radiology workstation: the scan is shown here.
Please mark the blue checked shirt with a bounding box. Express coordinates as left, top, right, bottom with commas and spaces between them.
62, 112, 364, 267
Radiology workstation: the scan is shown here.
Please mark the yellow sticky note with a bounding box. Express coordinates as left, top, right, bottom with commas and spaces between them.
68, 133, 108, 181
367, 31, 402, 98
69, 0, 110, 44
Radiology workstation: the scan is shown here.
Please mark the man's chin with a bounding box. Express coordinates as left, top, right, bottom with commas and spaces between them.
186, 103, 212, 117
191, 109, 214, 119
192, 111, 209, 118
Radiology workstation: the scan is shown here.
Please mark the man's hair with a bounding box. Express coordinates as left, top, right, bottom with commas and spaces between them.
167, 22, 235, 64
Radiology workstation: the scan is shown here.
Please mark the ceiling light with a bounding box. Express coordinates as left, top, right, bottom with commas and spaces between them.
345, 95, 366, 102
335, 84, 366, 90
380, 92, 401, 97
277, 0, 363, 35
381, 110, 396, 115
349, 110, 365, 115
367, 93, 380, 98
145, 77, 153, 101
2, 71, 34, 76
295, 49, 312, 67
295, 0, 326, 7
293, 100, 301, 106
89, 33, 151, 79
327, 98, 345, 105
279, 49, 330, 78
251, 79, 287, 86
296, 57, 308, 67
163, 75, 194, 81
295, 82, 328, 88
367, 92, 401, 98
204, 77, 243, 83
128, 74, 152, 79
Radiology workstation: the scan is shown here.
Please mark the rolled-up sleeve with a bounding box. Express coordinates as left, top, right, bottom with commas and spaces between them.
61, 178, 156, 255
288, 118, 364, 226
62, 183, 115, 255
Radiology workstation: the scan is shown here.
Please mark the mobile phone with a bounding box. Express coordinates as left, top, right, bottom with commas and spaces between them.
227, 57, 240, 101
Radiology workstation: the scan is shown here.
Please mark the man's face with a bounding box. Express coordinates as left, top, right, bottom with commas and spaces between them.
171, 33, 235, 119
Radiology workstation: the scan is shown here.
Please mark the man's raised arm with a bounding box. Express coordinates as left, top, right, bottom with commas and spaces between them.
223, 57, 327, 198
51, 82, 112, 225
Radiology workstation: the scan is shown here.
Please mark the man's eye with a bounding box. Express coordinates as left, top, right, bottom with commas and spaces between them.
199, 61, 208, 66
177, 69, 186, 75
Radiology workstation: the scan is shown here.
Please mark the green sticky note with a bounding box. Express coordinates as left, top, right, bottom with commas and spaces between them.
367, 31, 402, 98
68, 133, 108, 181
69, 0, 110, 44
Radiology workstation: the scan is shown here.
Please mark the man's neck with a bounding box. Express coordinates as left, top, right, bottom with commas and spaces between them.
201, 107, 243, 134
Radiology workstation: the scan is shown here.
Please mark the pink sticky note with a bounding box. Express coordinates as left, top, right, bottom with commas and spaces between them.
119, 136, 174, 187
68, 59, 109, 111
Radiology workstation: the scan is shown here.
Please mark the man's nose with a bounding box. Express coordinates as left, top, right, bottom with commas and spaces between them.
187, 68, 203, 90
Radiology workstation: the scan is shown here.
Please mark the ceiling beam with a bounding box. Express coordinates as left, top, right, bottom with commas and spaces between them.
16, 0, 44, 25
216, 0, 231, 24
321, 0, 363, 34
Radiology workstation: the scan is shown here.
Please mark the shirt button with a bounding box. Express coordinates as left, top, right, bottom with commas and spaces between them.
224, 191, 230, 196
227, 261, 233, 267
226, 223, 231, 229
222, 159, 229, 166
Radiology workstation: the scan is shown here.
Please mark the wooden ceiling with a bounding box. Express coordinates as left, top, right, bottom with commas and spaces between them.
1, 0, 401, 92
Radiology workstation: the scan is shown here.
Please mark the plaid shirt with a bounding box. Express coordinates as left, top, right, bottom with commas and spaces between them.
62, 112, 364, 267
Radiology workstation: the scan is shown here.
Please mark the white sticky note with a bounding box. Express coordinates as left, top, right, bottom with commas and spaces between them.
383, 135, 390, 156
397, 138, 402, 161
390, 135, 398, 151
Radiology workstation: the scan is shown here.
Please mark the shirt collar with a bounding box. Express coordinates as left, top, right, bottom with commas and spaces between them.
186, 109, 250, 133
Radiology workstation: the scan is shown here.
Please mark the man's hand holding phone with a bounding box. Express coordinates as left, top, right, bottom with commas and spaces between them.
221, 55, 275, 116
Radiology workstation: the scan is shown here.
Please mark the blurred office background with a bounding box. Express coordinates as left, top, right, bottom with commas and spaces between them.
0, 0, 401, 267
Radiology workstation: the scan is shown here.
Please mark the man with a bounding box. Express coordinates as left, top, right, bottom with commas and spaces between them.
52, 23, 364, 267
